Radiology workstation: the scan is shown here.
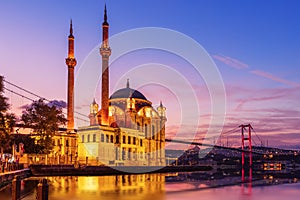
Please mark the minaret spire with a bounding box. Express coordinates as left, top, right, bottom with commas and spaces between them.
69, 19, 73, 36
67, 19, 75, 58
98, 4, 111, 126
66, 20, 77, 132
104, 4, 107, 23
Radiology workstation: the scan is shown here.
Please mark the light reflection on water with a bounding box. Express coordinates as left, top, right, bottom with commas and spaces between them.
1, 173, 300, 200
47, 174, 165, 200
167, 184, 300, 200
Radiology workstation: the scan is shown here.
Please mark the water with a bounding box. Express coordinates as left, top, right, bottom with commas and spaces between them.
1, 172, 299, 200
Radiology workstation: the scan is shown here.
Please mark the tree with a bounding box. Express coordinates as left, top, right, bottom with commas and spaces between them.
21, 99, 67, 154
0, 76, 16, 155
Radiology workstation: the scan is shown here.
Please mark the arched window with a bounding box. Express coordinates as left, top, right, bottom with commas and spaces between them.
133, 137, 136, 145
81, 135, 84, 143
128, 136, 131, 144
87, 135, 90, 142
116, 135, 119, 144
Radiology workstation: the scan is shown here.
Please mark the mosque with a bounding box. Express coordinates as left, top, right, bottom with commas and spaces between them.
65, 6, 167, 166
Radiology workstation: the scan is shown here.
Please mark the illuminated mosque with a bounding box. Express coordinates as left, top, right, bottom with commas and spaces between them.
65, 6, 167, 166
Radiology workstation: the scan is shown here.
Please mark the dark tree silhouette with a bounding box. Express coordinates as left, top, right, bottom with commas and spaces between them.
21, 99, 67, 154
0, 76, 16, 154
9, 134, 42, 154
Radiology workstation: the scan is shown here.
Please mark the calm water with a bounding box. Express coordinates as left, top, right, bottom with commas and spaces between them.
1, 172, 299, 200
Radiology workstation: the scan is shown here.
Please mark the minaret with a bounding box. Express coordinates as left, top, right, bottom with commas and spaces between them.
98, 5, 111, 126
65, 20, 77, 131
157, 101, 167, 166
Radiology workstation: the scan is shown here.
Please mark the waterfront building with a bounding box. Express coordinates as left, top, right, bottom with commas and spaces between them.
12, 126, 77, 165
77, 6, 167, 166
30, 132, 77, 165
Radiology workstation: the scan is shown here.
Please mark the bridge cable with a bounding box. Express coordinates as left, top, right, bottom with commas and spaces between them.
3, 79, 88, 118
3, 86, 89, 123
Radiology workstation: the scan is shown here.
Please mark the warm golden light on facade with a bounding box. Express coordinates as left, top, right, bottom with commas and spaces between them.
77, 6, 167, 166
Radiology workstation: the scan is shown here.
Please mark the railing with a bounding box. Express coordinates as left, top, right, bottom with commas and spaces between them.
0, 169, 31, 188
10, 175, 49, 200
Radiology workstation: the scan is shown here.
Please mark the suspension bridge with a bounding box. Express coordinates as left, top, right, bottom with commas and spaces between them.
2, 77, 298, 199
1, 77, 282, 162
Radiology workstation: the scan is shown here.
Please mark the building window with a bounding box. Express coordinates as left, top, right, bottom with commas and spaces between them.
137, 122, 141, 131
152, 125, 155, 137
145, 124, 148, 136
133, 149, 136, 160
66, 139, 69, 147
110, 135, 114, 143
133, 137, 136, 145
106, 134, 109, 143
101, 134, 104, 142
122, 148, 126, 160
123, 135, 126, 144
87, 135, 90, 142
81, 135, 84, 143
116, 135, 119, 144
128, 148, 132, 160
140, 139, 143, 146
128, 136, 131, 144
93, 134, 96, 142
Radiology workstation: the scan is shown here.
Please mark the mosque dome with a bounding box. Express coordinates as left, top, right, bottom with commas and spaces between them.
109, 79, 148, 101
110, 87, 147, 100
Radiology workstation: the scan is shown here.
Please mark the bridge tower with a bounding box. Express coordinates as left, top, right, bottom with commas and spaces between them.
239, 124, 253, 167
239, 124, 253, 194
239, 124, 253, 195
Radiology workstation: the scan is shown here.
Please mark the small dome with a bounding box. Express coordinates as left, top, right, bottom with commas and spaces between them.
110, 87, 147, 100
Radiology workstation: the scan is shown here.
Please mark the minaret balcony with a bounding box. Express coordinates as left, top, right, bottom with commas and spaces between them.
100, 47, 111, 58
66, 57, 77, 67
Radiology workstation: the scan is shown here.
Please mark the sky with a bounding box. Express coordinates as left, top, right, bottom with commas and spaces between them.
0, 0, 300, 149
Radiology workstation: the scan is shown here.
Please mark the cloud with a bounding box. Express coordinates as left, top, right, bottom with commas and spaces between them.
213, 55, 249, 69
235, 94, 285, 111
251, 70, 300, 87
19, 100, 67, 110
48, 100, 67, 108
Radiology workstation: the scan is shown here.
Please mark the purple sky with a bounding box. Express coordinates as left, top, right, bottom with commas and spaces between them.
1, 0, 300, 149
